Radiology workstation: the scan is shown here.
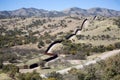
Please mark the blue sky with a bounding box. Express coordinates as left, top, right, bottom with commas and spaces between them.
0, 0, 120, 11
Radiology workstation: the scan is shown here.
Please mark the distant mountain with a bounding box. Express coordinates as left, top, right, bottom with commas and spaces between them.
0, 7, 120, 18
10, 8, 48, 17
62, 7, 120, 16
62, 7, 88, 16
87, 8, 120, 16
0, 8, 67, 18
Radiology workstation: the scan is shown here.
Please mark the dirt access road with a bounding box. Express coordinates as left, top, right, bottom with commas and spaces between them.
41, 49, 120, 77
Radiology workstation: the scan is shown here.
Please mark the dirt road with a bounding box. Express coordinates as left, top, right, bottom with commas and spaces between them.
41, 49, 120, 77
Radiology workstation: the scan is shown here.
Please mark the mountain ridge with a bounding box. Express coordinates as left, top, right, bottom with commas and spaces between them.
0, 7, 120, 18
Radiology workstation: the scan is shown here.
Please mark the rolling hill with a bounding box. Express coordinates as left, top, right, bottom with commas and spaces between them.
0, 7, 120, 18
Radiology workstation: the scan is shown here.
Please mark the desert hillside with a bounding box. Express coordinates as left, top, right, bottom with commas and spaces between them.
0, 16, 120, 80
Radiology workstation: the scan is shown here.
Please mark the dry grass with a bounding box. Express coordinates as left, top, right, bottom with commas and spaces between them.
0, 73, 12, 80
76, 18, 120, 46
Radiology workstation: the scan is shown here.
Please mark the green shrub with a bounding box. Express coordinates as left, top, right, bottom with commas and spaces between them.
47, 72, 63, 80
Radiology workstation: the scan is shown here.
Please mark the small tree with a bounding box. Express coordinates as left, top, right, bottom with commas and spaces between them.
47, 72, 63, 80
114, 17, 120, 28
0, 57, 3, 69
38, 40, 45, 48
114, 42, 120, 48
17, 71, 42, 80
